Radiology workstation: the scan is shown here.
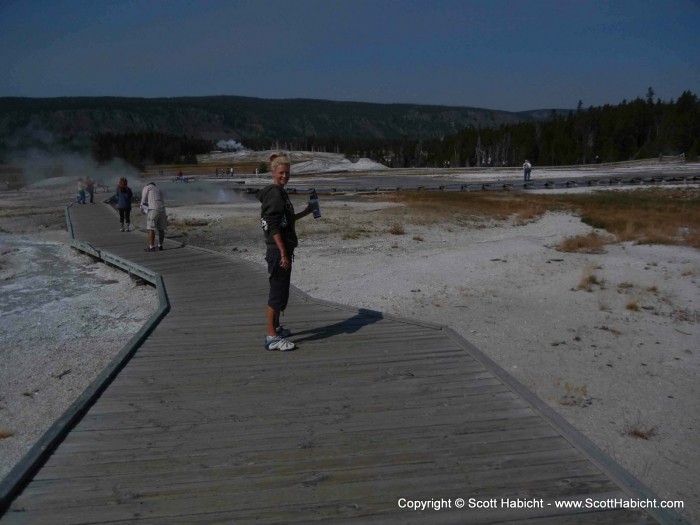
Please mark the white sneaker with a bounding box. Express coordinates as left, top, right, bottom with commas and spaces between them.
265, 335, 296, 351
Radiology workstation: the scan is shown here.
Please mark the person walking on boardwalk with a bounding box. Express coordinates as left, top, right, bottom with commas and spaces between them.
258, 153, 317, 351
85, 176, 95, 203
76, 178, 86, 204
140, 182, 168, 252
523, 160, 532, 181
116, 177, 133, 232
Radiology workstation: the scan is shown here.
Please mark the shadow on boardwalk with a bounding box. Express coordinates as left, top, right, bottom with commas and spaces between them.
293, 308, 383, 343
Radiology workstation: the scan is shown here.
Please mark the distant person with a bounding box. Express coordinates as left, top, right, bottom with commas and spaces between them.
523, 160, 532, 182
115, 177, 133, 232
85, 176, 95, 203
258, 153, 317, 351
140, 182, 168, 252
76, 178, 86, 204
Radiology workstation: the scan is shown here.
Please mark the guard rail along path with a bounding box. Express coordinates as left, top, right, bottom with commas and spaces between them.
0, 199, 689, 524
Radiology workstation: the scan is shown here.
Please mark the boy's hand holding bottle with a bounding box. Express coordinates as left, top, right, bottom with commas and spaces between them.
309, 189, 321, 219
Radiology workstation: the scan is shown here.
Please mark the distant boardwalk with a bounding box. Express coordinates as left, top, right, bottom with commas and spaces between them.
0, 202, 682, 524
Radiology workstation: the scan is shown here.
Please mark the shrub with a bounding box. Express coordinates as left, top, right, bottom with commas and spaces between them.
389, 222, 405, 235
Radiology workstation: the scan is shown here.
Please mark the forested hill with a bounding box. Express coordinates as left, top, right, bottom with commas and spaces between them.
0, 95, 560, 151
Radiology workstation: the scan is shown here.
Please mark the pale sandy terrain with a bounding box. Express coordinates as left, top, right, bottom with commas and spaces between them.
1, 167, 698, 523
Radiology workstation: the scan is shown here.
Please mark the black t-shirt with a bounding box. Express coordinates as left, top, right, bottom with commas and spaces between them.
258, 184, 298, 248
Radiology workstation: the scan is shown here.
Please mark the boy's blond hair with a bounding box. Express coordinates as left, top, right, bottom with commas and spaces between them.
269, 152, 290, 171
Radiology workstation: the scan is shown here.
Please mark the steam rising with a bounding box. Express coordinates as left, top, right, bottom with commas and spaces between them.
162, 181, 245, 205
10, 149, 138, 189
216, 140, 247, 151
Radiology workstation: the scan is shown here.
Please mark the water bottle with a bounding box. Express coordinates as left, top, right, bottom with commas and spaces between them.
309, 189, 321, 219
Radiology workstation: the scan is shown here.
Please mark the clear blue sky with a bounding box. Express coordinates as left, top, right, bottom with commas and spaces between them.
1, 0, 698, 111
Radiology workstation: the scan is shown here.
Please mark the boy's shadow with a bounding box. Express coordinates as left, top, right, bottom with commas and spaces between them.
293, 308, 383, 343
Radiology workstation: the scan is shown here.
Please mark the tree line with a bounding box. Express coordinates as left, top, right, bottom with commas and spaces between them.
419, 89, 699, 168
91, 131, 214, 169
245, 90, 699, 168
91, 89, 699, 169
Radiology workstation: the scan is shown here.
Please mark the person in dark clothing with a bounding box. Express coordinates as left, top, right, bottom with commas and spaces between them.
115, 177, 133, 232
76, 178, 86, 204
258, 153, 317, 351
85, 176, 95, 203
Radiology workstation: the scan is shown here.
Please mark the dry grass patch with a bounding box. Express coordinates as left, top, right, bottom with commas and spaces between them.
597, 325, 623, 336
385, 188, 700, 248
182, 218, 210, 227
626, 298, 641, 311
168, 218, 211, 236
577, 263, 604, 291
671, 308, 700, 323
342, 227, 374, 240
388, 222, 405, 235
556, 381, 593, 407
568, 188, 700, 248
386, 191, 555, 226
558, 232, 614, 253
627, 426, 658, 440
623, 419, 658, 440
0, 208, 56, 218
218, 216, 256, 229
620, 285, 654, 312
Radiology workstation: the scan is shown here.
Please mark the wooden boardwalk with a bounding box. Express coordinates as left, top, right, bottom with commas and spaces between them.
0, 202, 684, 524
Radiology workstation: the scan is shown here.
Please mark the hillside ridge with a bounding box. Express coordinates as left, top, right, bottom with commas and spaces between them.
0, 95, 565, 151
